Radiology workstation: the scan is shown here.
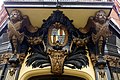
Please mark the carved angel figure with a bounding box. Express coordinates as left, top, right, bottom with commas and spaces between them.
92, 10, 112, 55
8, 9, 25, 54
79, 10, 112, 56
8, 9, 39, 54
92, 10, 112, 44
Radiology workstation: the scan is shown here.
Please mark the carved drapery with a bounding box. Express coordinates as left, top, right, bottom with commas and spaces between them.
92, 10, 112, 55
8, 9, 24, 54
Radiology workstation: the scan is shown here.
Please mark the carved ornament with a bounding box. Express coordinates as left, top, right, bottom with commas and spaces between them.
9, 68, 16, 76
48, 49, 67, 74
26, 10, 89, 75
73, 37, 89, 47
104, 55, 120, 67
91, 10, 112, 44
0, 53, 13, 64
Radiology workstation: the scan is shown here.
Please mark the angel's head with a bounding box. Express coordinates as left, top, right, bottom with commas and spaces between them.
94, 10, 107, 24
9, 9, 23, 23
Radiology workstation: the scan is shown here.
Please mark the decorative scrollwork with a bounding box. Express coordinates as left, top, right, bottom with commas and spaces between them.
65, 44, 88, 69
26, 10, 89, 75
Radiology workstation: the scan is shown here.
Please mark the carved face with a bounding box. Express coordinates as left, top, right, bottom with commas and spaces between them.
10, 9, 23, 23
94, 10, 107, 24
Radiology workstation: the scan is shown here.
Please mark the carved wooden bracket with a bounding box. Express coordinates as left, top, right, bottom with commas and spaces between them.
48, 49, 67, 75
0, 53, 13, 64
9, 68, 16, 76
104, 55, 120, 67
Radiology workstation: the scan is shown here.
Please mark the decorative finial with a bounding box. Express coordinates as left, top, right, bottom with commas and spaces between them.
56, 0, 61, 9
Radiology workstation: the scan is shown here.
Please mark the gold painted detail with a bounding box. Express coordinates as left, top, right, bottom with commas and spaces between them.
98, 60, 105, 78
48, 49, 67, 75
8, 9, 39, 54
27, 37, 42, 45
5, 67, 18, 80
104, 55, 120, 67
91, 10, 112, 44
90, 55, 120, 68
0, 53, 23, 66
73, 37, 88, 47
92, 10, 112, 55
98, 69, 105, 78
0, 53, 13, 64
9, 68, 16, 76
17, 53, 26, 64
0, 53, 19, 77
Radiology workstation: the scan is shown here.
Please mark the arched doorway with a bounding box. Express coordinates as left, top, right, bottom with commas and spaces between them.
28, 75, 86, 80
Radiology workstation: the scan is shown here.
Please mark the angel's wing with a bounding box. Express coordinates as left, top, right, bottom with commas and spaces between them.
79, 16, 94, 34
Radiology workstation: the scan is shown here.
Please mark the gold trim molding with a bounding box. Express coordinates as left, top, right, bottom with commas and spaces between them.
19, 67, 94, 80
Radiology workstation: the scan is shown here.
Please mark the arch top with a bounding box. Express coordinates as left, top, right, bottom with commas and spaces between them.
19, 67, 94, 80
